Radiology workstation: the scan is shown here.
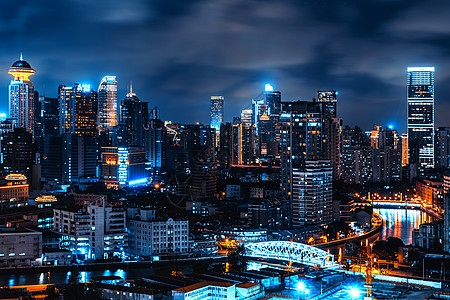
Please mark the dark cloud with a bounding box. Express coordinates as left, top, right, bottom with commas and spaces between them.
1, 0, 450, 132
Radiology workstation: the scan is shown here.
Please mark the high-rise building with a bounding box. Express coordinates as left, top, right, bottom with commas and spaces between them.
120, 86, 148, 146
231, 124, 253, 165
436, 127, 450, 168
59, 83, 98, 137
1, 128, 34, 181
318, 91, 337, 165
407, 67, 435, 170
329, 118, 343, 180
100, 146, 149, 189
401, 133, 408, 167
279, 101, 324, 197
210, 96, 224, 132
144, 119, 167, 183
240, 109, 253, 126
98, 76, 118, 134
292, 160, 333, 227
58, 84, 98, 183
317, 91, 337, 120
341, 147, 373, 184
8, 56, 36, 137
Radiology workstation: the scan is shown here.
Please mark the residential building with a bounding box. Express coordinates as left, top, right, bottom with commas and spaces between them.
0, 228, 42, 267
292, 160, 333, 227
127, 208, 189, 258
53, 197, 127, 260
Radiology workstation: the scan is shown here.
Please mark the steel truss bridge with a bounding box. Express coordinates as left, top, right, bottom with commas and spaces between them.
244, 241, 336, 268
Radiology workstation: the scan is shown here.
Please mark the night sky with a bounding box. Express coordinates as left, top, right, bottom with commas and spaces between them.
1, 0, 450, 133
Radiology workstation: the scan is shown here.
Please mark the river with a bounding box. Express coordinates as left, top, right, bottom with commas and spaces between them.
0, 261, 217, 287
1, 208, 435, 287
375, 208, 434, 245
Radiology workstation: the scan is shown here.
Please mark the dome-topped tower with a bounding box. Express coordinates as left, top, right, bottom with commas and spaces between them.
8, 54, 35, 81
8, 53, 36, 137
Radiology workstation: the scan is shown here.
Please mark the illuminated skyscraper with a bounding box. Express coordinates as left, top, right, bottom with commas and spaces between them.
317, 91, 337, 120
98, 76, 118, 134
407, 67, 435, 170
120, 85, 148, 146
8, 55, 36, 136
210, 96, 224, 132
59, 84, 98, 137
58, 84, 98, 183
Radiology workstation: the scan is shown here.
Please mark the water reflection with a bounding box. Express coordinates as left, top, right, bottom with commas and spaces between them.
375, 208, 433, 245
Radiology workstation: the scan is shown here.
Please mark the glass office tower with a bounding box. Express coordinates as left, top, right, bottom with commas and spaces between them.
407, 67, 435, 169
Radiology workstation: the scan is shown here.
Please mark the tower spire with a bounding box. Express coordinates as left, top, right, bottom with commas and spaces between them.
130, 81, 133, 94
20, 52, 23, 61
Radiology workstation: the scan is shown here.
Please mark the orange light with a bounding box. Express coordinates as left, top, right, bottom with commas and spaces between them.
154, 183, 160, 189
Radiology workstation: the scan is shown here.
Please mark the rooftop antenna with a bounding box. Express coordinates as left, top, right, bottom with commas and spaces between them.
130, 81, 133, 94
20, 52, 23, 60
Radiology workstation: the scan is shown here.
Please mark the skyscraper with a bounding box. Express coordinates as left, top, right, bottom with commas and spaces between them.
8, 55, 36, 136
98, 76, 118, 134
407, 67, 435, 170
59, 84, 98, 137
279, 101, 324, 196
120, 85, 148, 146
58, 83, 98, 183
292, 160, 332, 227
210, 96, 224, 132
317, 91, 337, 120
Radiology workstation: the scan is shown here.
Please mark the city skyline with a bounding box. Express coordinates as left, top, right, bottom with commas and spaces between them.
1, 1, 450, 132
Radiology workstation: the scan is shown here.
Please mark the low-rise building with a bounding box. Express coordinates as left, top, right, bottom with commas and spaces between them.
186, 201, 217, 216
127, 208, 189, 258
0, 174, 29, 209
0, 227, 42, 267
43, 249, 73, 266
172, 281, 235, 300
53, 198, 127, 260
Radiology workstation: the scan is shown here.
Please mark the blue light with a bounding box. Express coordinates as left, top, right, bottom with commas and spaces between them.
265, 83, 274, 92
77, 84, 91, 92
388, 124, 394, 130
347, 286, 364, 299
129, 178, 149, 186
297, 281, 306, 292
336, 91, 339, 95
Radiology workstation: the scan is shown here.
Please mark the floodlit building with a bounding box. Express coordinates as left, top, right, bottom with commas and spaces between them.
100, 146, 149, 188
0, 174, 29, 209
53, 197, 127, 260
127, 208, 189, 258
8, 55, 36, 136
210, 96, 224, 132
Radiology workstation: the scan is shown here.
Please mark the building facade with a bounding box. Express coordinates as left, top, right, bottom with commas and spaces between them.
127, 208, 189, 258
98, 76, 118, 134
407, 67, 435, 170
292, 160, 333, 227
8, 57, 36, 137
0, 228, 42, 267
54, 197, 127, 260
210, 96, 224, 132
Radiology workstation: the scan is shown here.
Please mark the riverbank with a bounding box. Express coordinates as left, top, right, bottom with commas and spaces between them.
315, 212, 383, 251
0, 255, 227, 275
